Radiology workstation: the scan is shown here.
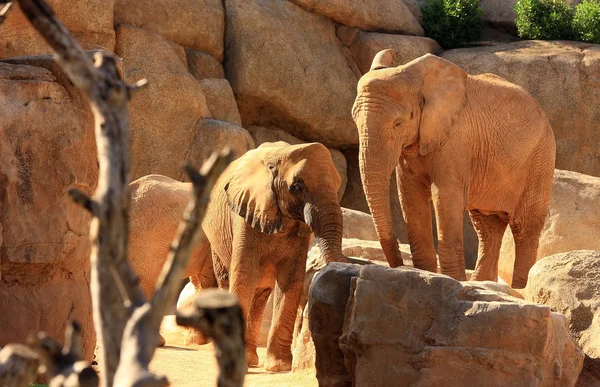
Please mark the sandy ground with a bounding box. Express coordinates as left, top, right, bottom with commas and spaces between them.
151, 316, 317, 386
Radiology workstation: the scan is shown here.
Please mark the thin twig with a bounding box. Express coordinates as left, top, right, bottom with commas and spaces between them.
0, 2, 13, 25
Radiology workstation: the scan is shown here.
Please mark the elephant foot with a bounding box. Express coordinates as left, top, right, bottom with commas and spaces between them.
264, 353, 292, 373
184, 327, 211, 346
158, 334, 166, 347
246, 347, 259, 368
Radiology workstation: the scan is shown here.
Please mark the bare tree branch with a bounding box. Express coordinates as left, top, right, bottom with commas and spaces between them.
0, 344, 40, 387
177, 289, 247, 387
0, 2, 13, 25
28, 321, 99, 387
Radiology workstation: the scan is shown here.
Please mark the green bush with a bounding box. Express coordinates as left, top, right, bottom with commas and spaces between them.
514, 0, 575, 40
573, 0, 600, 43
422, 0, 484, 49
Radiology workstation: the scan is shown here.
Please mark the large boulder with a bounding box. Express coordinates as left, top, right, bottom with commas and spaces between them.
442, 41, 600, 177
198, 79, 242, 126
308, 263, 583, 386
183, 119, 255, 172
0, 0, 115, 58
340, 208, 378, 241
523, 251, 600, 381
224, 0, 359, 148
478, 0, 582, 32
289, 0, 424, 36
186, 49, 224, 80
337, 26, 442, 74
115, 24, 212, 180
499, 170, 600, 285
0, 55, 98, 359
114, 0, 224, 61
246, 125, 347, 201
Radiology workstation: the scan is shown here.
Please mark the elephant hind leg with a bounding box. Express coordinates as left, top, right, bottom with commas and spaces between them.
509, 213, 546, 289
469, 210, 508, 282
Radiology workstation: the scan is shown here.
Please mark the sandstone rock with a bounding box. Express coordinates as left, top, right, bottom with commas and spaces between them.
309, 264, 583, 386
247, 125, 304, 146
186, 49, 224, 79
443, 41, 600, 177
0, 56, 98, 359
115, 24, 212, 180
499, 170, 600, 285
478, 0, 581, 32
0, 0, 115, 58
246, 125, 348, 201
184, 120, 254, 175
479, 0, 518, 31
523, 250, 600, 379
305, 262, 361, 386
114, 0, 224, 61
340, 208, 378, 241
289, 0, 423, 36
225, 0, 359, 147
198, 79, 242, 126
338, 27, 442, 74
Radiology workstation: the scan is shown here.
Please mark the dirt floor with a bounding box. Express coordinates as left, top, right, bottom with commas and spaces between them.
152, 316, 317, 386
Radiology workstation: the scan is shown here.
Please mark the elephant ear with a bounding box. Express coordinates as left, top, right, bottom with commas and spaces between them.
224, 149, 283, 234
417, 54, 467, 155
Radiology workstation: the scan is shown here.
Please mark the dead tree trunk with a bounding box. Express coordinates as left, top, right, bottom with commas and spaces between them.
1, 1, 241, 386
177, 289, 247, 387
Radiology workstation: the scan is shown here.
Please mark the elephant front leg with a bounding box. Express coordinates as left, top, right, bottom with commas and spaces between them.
228, 240, 260, 364
432, 184, 467, 281
245, 265, 276, 367
398, 168, 437, 273
265, 257, 305, 372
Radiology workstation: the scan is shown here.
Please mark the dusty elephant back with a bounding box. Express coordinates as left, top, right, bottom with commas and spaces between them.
460, 74, 556, 216
129, 174, 210, 297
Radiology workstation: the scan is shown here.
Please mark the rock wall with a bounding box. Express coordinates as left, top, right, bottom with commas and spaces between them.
0, 55, 99, 358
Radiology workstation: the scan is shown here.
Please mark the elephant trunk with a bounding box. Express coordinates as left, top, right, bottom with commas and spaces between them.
359, 135, 403, 268
304, 197, 345, 263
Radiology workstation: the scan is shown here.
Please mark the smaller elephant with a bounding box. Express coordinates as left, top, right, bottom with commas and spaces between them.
128, 142, 346, 372
202, 141, 346, 371
353, 50, 556, 288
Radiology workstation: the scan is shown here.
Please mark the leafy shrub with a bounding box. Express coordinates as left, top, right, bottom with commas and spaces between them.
573, 0, 600, 43
515, 0, 575, 40
422, 0, 484, 49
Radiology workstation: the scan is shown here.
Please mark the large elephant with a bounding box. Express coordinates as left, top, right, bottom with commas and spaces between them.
353, 50, 555, 289
129, 141, 345, 372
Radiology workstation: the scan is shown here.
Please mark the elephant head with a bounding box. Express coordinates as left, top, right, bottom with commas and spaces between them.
352, 51, 468, 267
223, 141, 345, 262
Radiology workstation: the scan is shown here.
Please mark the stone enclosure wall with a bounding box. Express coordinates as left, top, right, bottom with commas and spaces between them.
1, 0, 600, 379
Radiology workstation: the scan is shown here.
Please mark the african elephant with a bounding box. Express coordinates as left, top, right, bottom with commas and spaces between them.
353, 50, 555, 289
129, 141, 345, 371
202, 141, 345, 371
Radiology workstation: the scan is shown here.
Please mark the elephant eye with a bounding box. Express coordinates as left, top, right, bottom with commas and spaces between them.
289, 179, 305, 195
394, 119, 402, 128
